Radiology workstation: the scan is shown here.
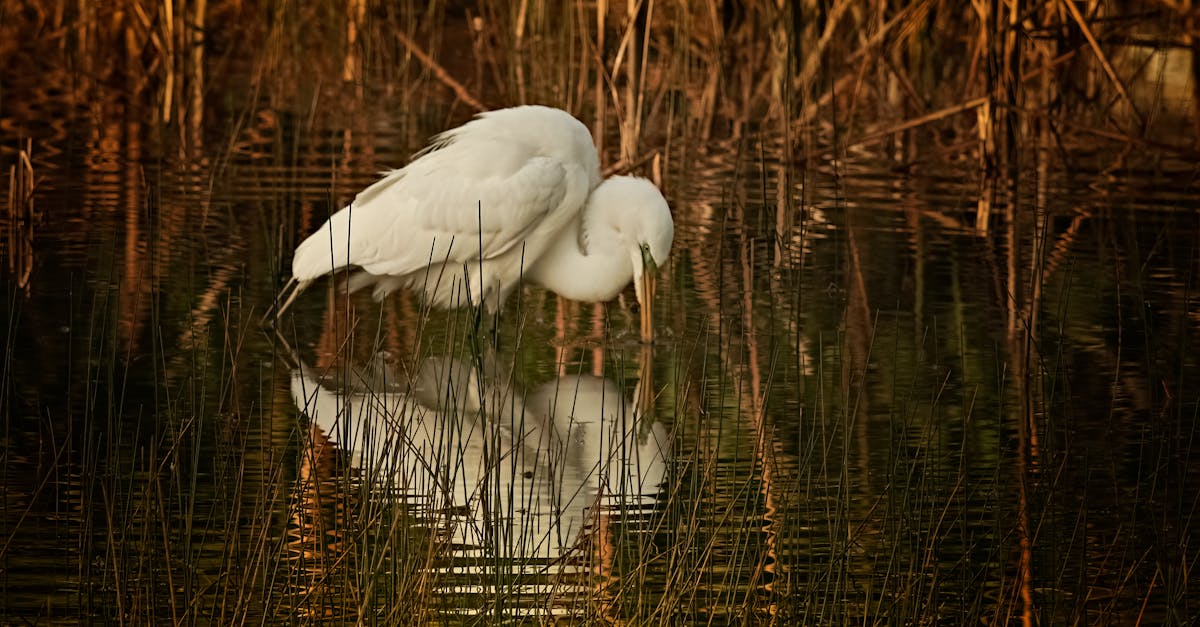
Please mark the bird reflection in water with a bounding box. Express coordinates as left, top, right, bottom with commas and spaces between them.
286, 352, 671, 620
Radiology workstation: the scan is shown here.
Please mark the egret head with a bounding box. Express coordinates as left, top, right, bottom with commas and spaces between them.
587, 176, 674, 342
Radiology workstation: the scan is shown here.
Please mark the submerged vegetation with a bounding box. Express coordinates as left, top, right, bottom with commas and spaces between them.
1, 0, 1199, 624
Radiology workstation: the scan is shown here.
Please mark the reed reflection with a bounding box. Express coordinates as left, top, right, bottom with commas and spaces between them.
286, 349, 671, 621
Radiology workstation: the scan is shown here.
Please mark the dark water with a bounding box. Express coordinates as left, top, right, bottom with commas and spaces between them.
3, 27, 1200, 627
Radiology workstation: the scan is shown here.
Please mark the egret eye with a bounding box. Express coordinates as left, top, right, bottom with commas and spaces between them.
640, 243, 656, 271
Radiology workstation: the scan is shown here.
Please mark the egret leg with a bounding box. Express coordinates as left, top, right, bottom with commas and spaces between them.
260, 277, 295, 326
271, 325, 303, 369
466, 300, 490, 380
262, 277, 312, 326
489, 307, 501, 353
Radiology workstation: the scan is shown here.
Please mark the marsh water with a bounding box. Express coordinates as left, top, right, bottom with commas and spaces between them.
3, 10, 1200, 626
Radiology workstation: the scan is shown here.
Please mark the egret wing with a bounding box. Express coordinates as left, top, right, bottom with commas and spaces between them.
346, 154, 575, 279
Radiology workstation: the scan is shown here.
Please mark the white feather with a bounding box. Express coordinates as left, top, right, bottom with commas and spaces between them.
286, 105, 672, 314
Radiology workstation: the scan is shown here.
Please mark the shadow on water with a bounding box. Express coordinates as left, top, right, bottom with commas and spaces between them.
2, 1, 1200, 625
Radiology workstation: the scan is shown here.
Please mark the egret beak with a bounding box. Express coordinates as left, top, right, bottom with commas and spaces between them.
636, 245, 659, 344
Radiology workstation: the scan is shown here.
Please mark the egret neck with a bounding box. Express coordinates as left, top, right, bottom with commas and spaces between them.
526, 214, 636, 304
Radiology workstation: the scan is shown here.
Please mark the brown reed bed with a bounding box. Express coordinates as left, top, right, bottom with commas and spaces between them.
0, 1, 1197, 625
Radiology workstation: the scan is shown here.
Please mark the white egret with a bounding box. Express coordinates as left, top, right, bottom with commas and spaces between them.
271, 105, 674, 341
